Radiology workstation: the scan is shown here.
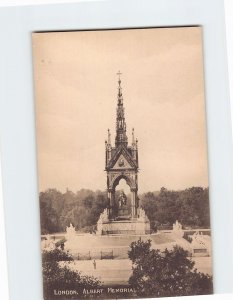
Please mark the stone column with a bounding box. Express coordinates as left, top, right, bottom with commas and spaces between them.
108, 190, 115, 218
131, 189, 137, 219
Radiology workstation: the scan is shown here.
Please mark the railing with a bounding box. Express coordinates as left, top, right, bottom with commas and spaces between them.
73, 251, 91, 260
72, 250, 114, 260
100, 250, 114, 260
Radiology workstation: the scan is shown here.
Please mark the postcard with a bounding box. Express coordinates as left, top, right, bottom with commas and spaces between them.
32, 27, 213, 299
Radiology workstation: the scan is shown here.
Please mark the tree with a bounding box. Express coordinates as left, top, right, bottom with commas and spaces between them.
128, 239, 213, 297
42, 249, 101, 299
179, 187, 210, 227
40, 189, 109, 233
40, 199, 60, 234
141, 193, 157, 219
139, 187, 210, 229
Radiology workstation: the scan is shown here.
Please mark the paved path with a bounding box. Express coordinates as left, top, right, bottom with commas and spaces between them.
65, 257, 212, 285
192, 257, 212, 276
68, 259, 132, 285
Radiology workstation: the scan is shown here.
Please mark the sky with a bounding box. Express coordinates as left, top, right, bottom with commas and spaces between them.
32, 27, 209, 193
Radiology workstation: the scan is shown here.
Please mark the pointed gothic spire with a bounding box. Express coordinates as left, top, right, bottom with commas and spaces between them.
115, 71, 128, 147
108, 128, 111, 145
132, 128, 135, 145
117, 71, 123, 105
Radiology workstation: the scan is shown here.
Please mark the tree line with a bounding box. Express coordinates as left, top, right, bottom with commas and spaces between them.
40, 187, 210, 234
140, 186, 210, 230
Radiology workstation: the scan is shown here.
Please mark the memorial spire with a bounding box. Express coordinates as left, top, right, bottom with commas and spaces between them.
115, 71, 128, 147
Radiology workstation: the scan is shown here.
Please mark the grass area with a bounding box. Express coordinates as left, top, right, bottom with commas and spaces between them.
64, 233, 175, 260
73, 233, 175, 247
150, 234, 175, 244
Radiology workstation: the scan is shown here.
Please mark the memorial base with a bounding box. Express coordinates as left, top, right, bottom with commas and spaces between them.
97, 219, 151, 235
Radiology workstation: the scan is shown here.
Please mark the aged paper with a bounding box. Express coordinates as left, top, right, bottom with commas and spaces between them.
33, 27, 213, 299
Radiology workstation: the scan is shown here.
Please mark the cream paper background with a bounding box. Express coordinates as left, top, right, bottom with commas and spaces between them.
33, 27, 208, 193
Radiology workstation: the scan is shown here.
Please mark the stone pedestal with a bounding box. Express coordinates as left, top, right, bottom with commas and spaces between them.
97, 219, 150, 235
96, 208, 150, 235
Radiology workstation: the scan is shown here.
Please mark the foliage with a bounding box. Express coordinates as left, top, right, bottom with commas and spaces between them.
40, 186, 210, 234
42, 249, 101, 299
40, 189, 108, 234
140, 187, 210, 229
128, 239, 213, 297
40, 195, 61, 234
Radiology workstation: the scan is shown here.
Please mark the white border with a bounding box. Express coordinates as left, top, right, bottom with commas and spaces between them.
225, 0, 233, 139
0, 157, 9, 300
0, 0, 233, 299
0, 0, 98, 6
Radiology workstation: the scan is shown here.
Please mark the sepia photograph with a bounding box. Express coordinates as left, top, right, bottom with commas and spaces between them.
32, 27, 213, 299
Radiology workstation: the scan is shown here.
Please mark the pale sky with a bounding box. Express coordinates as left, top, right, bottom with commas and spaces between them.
32, 27, 209, 193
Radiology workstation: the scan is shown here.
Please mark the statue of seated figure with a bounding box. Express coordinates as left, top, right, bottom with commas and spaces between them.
118, 191, 127, 208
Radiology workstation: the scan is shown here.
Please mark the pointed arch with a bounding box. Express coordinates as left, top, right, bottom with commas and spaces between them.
112, 174, 134, 191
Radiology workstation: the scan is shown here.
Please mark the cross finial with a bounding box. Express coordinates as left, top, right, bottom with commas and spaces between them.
117, 71, 122, 84
117, 70, 122, 79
